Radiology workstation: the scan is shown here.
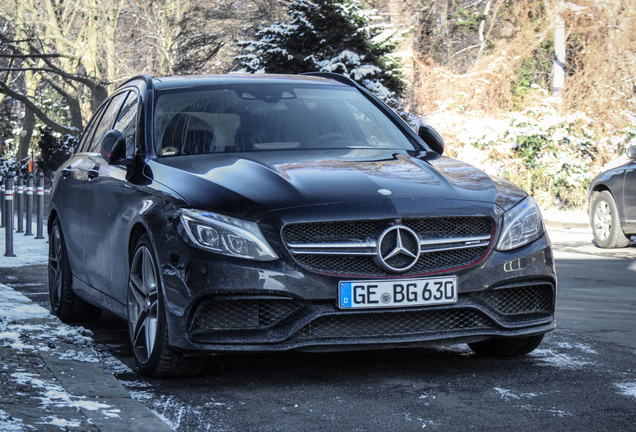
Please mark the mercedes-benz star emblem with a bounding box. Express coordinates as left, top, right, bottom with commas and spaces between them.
373, 225, 421, 273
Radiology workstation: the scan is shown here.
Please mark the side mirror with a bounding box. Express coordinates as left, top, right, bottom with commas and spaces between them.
100, 130, 130, 165
627, 146, 636, 160
418, 124, 445, 155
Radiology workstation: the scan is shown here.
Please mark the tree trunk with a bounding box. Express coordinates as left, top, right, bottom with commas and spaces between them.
17, 107, 35, 162
553, 10, 565, 95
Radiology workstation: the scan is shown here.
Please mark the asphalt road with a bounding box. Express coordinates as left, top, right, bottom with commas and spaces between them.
2, 227, 636, 431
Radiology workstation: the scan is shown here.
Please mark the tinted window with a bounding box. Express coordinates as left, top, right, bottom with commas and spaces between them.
87, 92, 128, 153
113, 91, 139, 157
153, 84, 417, 157
77, 105, 108, 153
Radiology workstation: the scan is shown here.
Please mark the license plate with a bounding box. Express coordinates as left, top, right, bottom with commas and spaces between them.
338, 276, 457, 309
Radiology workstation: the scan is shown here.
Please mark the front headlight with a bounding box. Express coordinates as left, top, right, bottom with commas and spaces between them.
179, 209, 279, 261
496, 196, 545, 251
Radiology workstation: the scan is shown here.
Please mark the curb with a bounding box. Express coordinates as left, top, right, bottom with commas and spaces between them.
544, 220, 590, 230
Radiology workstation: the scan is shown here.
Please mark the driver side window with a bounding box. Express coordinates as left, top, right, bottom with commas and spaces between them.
86, 92, 128, 154
113, 91, 139, 158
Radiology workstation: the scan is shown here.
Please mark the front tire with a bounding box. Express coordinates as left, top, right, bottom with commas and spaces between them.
128, 234, 205, 377
48, 217, 102, 322
468, 334, 544, 357
591, 191, 630, 248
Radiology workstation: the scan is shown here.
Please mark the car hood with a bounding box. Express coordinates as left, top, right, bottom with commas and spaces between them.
148, 149, 526, 220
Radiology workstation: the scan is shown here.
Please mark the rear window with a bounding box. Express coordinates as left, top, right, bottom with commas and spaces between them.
153, 84, 417, 156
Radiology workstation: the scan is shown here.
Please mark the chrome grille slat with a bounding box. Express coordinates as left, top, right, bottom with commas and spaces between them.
288, 235, 492, 256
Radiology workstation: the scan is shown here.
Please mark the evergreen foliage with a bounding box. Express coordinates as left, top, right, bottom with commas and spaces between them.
236, 0, 410, 116
36, 127, 76, 176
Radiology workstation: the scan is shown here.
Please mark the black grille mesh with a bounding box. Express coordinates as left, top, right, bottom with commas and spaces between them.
282, 217, 492, 276
404, 217, 492, 240
295, 309, 492, 339
191, 299, 301, 331
479, 284, 554, 314
283, 220, 385, 244
189, 285, 552, 342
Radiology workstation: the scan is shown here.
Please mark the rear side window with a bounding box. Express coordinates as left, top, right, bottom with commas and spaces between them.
86, 92, 128, 154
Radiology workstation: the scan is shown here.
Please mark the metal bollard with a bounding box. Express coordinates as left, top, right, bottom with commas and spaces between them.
0, 175, 4, 228
36, 171, 45, 239
4, 175, 15, 257
16, 173, 24, 233
25, 173, 33, 236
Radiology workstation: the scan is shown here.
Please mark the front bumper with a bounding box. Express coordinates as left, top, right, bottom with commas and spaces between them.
157, 231, 557, 353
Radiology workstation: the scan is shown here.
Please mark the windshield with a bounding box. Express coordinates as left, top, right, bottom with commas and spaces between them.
153, 83, 418, 156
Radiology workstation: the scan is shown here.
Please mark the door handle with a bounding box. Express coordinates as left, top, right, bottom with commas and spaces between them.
87, 164, 100, 179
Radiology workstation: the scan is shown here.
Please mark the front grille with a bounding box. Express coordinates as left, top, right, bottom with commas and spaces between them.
282, 217, 493, 277
191, 299, 301, 332
295, 309, 492, 339
479, 284, 554, 315
283, 218, 491, 244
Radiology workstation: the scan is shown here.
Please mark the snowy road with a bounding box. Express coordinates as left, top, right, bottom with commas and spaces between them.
1, 226, 636, 431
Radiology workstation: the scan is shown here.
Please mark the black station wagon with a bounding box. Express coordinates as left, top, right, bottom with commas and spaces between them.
48, 73, 557, 377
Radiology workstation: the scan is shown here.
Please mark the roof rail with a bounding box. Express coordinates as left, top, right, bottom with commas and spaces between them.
117, 74, 154, 90
300, 72, 358, 87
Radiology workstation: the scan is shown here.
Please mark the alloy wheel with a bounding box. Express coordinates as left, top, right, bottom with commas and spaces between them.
48, 224, 63, 310
128, 245, 159, 364
593, 199, 612, 241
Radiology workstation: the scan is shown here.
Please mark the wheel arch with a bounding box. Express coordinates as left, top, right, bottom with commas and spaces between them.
588, 184, 610, 223
47, 208, 60, 234
128, 222, 151, 265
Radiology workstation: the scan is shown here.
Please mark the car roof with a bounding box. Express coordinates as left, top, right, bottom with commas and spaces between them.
150, 74, 348, 91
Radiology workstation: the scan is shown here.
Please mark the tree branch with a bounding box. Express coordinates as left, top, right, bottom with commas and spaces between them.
0, 81, 79, 135
0, 53, 75, 59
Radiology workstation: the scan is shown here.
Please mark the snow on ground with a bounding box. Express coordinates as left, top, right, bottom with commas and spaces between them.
615, 383, 636, 399
0, 214, 48, 268
0, 408, 29, 431
0, 227, 124, 428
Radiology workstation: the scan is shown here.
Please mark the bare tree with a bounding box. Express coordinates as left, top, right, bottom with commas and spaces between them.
0, 0, 129, 162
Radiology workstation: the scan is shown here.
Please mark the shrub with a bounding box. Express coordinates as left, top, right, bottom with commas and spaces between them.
36, 127, 76, 176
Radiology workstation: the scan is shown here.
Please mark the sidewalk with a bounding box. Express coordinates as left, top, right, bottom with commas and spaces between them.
0, 231, 173, 431
542, 209, 589, 230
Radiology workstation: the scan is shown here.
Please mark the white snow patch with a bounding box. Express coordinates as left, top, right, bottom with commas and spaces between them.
0, 221, 49, 268
0, 285, 51, 322
615, 382, 636, 399
554, 341, 598, 355
128, 389, 154, 403
95, 349, 135, 375
57, 349, 100, 363
11, 371, 117, 417
0, 408, 31, 431
494, 388, 520, 401
494, 388, 543, 401
530, 348, 596, 369
38, 416, 81, 428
